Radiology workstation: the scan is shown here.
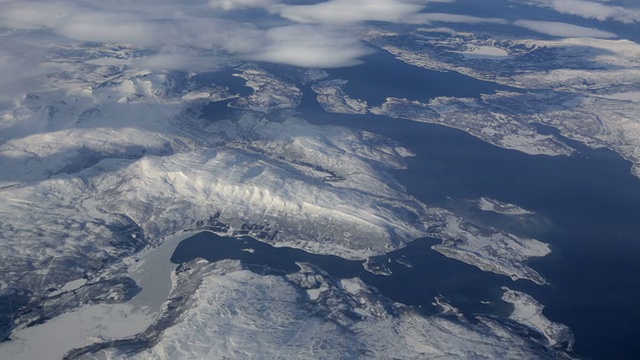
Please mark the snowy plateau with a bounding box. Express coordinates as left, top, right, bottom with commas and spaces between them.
0, 23, 616, 359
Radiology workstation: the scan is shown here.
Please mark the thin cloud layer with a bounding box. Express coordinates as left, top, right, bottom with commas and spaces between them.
407, 12, 508, 24
0, 0, 374, 74
209, 0, 501, 26
521, 0, 640, 24
0, 32, 59, 104
0, 0, 511, 80
245, 25, 374, 67
514, 19, 617, 38
275, 0, 427, 24
6, 0, 626, 93
0, 2, 261, 51
208, 0, 277, 11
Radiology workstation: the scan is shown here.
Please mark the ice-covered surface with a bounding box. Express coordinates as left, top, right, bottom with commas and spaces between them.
72, 260, 571, 360
0, 303, 152, 360
0, 229, 194, 360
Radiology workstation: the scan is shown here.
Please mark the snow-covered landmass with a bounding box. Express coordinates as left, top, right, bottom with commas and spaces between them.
502, 287, 575, 350
0, 43, 420, 336
230, 65, 302, 111
311, 79, 368, 114
477, 197, 535, 215
432, 296, 466, 319
431, 212, 550, 285
396, 255, 413, 268
0, 38, 557, 345
364, 256, 393, 276
371, 96, 573, 156
370, 90, 640, 177
5, 3, 638, 359
70, 260, 571, 359
0, 103, 431, 310
0, 28, 568, 349
364, 30, 640, 92
299, 69, 330, 84
487, 91, 640, 177
362, 29, 640, 178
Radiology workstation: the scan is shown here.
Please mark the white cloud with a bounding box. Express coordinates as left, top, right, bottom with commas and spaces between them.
0, 2, 260, 51
0, 0, 493, 81
522, 0, 640, 23
0, 35, 52, 105
245, 25, 374, 67
0, 1, 78, 30
0, 0, 394, 105
0, 0, 509, 104
55, 13, 159, 46
208, 0, 474, 26
0, 0, 384, 70
275, 0, 427, 24
208, 0, 276, 11
407, 13, 508, 24
136, 52, 223, 72
514, 19, 617, 38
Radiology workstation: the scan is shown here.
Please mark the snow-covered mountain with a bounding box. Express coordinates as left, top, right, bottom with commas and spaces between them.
0, 37, 558, 356
6, 1, 640, 357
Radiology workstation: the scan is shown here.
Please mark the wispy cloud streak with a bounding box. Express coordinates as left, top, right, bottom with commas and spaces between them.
514, 19, 617, 38
519, 0, 640, 23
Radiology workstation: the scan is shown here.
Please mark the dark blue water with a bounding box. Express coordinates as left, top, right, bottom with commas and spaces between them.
194, 67, 253, 121
171, 232, 363, 278
171, 232, 517, 316
327, 50, 516, 104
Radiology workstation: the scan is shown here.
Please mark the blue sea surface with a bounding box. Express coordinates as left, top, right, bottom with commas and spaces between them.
326, 50, 516, 104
